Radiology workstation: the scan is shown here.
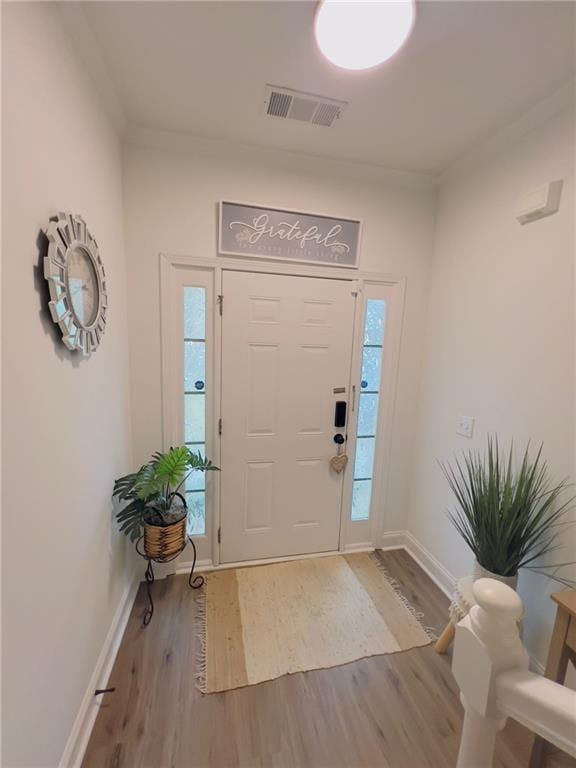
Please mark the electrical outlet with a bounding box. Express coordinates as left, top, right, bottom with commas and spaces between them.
456, 415, 474, 439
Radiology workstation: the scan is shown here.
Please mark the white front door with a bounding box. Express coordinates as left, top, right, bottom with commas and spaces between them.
220, 270, 356, 563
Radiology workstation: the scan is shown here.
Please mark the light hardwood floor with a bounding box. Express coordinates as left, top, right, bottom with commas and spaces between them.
83, 549, 574, 768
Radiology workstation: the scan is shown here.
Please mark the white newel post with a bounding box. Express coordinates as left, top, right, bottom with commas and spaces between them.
452, 578, 529, 768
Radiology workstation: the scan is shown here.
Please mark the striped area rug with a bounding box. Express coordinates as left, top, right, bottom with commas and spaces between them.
196, 552, 434, 694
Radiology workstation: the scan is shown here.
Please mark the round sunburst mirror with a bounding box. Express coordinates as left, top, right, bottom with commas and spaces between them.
44, 212, 107, 356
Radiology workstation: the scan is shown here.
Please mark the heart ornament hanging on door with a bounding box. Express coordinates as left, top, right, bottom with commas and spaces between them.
330, 454, 348, 474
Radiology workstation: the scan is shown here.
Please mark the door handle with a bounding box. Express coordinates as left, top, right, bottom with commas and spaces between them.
334, 401, 347, 428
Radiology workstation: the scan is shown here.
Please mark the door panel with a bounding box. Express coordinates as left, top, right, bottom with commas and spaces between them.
220, 270, 356, 563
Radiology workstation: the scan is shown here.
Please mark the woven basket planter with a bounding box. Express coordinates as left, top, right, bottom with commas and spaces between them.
143, 515, 186, 561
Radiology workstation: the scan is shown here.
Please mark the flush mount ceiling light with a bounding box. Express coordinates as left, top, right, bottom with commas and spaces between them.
314, 0, 415, 71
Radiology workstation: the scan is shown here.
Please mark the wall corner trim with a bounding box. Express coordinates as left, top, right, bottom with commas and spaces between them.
380, 530, 456, 597
402, 531, 456, 598
381, 530, 455, 597
379, 529, 412, 553
58, 575, 139, 768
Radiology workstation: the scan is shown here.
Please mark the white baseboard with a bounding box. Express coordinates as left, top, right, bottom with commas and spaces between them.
58, 574, 139, 768
343, 542, 376, 554
402, 531, 455, 598
378, 529, 454, 597
379, 530, 410, 551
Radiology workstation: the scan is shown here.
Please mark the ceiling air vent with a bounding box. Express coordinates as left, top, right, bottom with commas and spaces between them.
264, 85, 347, 128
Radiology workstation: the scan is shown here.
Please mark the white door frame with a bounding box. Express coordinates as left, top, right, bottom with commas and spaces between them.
160, 253, 406, 568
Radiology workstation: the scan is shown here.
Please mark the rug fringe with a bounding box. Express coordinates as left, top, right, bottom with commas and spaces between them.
369, 552, 438, 642
194, 581, 208, 693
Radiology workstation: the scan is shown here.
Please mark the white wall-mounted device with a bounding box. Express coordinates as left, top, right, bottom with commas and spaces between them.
516, 180, 563, 225
456, 415, 475, 439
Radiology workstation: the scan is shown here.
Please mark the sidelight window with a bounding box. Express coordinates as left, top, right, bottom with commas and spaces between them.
183, 286, 206, 535
351, 299, 387, 522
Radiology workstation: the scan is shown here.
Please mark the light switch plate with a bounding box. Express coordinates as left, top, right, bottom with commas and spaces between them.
456, 415, 475, 439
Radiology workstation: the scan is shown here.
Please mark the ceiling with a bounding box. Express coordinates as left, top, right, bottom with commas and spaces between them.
78, 0, 574, 174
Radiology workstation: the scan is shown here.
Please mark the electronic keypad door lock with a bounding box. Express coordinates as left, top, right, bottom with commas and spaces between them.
334, 401, 347, 428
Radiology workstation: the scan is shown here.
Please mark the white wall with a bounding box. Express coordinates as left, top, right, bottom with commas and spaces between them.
122, 129, 436, 537
408, 105, 575, 667
2, 4, 134, 765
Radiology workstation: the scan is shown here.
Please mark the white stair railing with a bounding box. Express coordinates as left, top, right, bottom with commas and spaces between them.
452, 578, 576, 768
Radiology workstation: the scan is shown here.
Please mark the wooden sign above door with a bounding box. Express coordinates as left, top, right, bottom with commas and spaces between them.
218, 201, 361, 268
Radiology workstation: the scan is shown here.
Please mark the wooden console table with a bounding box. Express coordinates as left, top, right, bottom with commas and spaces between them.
529, 590, 576, 768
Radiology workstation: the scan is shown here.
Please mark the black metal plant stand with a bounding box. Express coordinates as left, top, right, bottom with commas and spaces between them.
135, 535, 204, 627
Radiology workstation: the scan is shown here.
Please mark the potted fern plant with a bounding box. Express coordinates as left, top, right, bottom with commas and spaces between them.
113, 446, 218, 561
441, 437, 575, 589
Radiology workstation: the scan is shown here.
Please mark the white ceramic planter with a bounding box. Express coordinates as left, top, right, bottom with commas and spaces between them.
472, 560, 518, 591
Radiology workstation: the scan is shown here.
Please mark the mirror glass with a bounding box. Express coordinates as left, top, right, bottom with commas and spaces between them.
67, 247, 99, 326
